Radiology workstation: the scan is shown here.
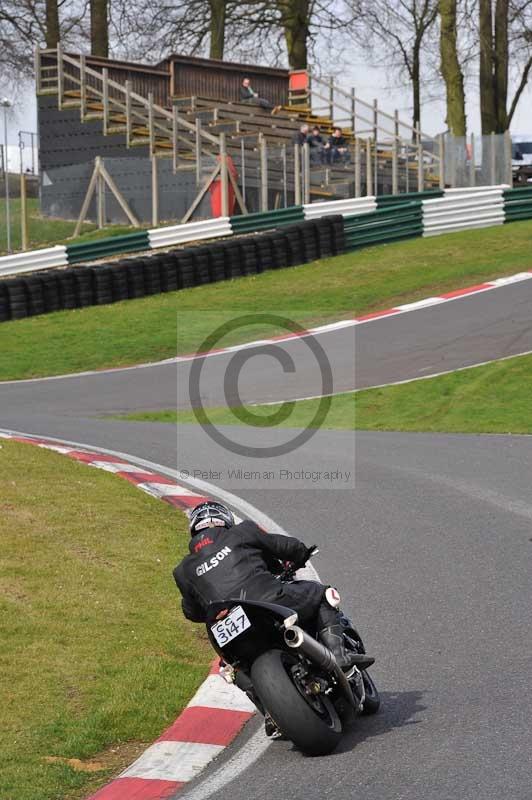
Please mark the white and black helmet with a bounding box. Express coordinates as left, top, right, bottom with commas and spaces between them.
189, 501, 235, 536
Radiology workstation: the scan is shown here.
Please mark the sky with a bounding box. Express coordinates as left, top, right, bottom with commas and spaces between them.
2, 53, 532, 164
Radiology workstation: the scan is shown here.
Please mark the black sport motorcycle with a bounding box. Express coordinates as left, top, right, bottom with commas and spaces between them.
205, 555, 379, 756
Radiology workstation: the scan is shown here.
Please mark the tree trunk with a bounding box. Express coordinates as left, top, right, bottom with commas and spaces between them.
479, 0, 496, 134
91, 0, 109, 58
439, 0, 467, 135
277, 0, 310, 69
494, 0, 509, 131
412, 47, 421, 135
45, 0, 60, 48
209, 0, 226, 59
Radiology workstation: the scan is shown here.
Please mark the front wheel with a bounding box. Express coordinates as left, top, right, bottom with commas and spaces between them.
251, 649, 342, 756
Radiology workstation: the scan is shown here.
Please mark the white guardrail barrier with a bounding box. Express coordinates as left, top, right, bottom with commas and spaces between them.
422, 187, 506, 237
0, 184, 521, 278
303, 197, 377, 219
0, 246, 68, 278
148, 217, 233, 248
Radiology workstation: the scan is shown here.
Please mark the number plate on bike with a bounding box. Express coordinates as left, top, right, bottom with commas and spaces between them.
211, 606, 251, 647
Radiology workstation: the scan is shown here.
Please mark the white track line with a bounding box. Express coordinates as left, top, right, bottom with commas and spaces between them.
253, 348, 532, 405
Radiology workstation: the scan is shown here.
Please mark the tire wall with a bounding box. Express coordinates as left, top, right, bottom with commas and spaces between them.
0, 217, 345, 323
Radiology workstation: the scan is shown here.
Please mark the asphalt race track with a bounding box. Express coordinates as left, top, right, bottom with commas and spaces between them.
2, 279, 532, 416
2, 279, 532, 799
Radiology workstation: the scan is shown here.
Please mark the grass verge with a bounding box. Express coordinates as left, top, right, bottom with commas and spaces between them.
118, 353, 532, 435
1, 220, 532, 381
0, 198, 136, 255
0, 439, 211, 800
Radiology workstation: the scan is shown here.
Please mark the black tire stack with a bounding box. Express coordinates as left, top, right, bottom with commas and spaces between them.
23, 275, 46, 317
176, 252, 196, 288
124, 259, 146, 299
93, 265, 113, 305
0, 215, 346, 324
74, 268, 94, 307
41, 273, 61, 314
159, 254, 179, 292
57, 269, 78, 310
144, 257, 163, 296
0, 282, 10, 322
4, 278, 29, 320
109, 263, 129, 302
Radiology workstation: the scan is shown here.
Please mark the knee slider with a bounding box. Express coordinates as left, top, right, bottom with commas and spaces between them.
325, 586, 341, 608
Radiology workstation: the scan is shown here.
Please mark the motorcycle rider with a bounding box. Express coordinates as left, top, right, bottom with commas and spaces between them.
173, 501, 374, 676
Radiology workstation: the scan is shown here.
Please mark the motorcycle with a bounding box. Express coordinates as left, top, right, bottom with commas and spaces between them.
205, 552, 379, 756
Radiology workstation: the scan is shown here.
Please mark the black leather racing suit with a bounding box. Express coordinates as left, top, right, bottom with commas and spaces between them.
173, 519, 326, 625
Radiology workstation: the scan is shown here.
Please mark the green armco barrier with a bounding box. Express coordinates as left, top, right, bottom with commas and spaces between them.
345, 219, 423, 240
504, 210, 532, 222
66, 231, 150, 264
231, 217, 305, 233
344, 204, 422, 232
344, 218, 422, 239
230, 206, 304, 222
345, 202, 421, 219
230, 206, 304, 233
345, 226, 423, 250
503, 193, 532, 200
503, 187, 532, 198
376, 189, 443, 206
230, 218, 304, 234
345, 218, 423, 240
503, 190, 532, 219
344, 199, 423, 252
345, 225, 423, 243
504, 200, 532, 211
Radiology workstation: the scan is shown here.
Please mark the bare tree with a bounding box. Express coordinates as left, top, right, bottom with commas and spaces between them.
91, 0, 109, 57
109, 0, 356, 72
208, 0, 226, 58
277, 0, 311, 68
479, 0, 497, 130
439, 0, 467, 133
355, 1, 438, 130
478, 0, 532, 132
0, 0, 84, 89
46, 0, 60, 47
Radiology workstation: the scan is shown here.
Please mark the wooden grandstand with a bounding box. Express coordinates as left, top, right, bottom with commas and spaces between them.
36, 48, 443, 215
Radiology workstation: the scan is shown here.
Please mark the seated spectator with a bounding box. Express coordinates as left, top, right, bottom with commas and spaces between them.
308, 125, 325, 164
293, 123, 310, 146
240, 77, 281, 115
324, 127, 351, 164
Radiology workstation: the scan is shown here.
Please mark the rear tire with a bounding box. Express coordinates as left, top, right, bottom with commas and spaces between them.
251, 649, 342, 755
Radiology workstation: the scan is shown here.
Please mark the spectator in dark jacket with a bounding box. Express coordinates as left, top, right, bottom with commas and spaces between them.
308, 125, 326, 164
325, 127, 350, 164
293, 123, 310, 146
240, 78, 281, 115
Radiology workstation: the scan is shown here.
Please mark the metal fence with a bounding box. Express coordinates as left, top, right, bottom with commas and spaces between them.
443, 132, 513, 188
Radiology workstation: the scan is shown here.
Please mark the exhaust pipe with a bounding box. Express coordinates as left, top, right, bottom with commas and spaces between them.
284, 624, 356, 709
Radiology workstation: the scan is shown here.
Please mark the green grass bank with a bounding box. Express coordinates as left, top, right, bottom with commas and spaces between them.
1, 220, 532, 381
0, 198, 135, 255
0, 439, 211, 800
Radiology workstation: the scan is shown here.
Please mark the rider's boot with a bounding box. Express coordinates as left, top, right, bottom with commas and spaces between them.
317, 595, 375, 673
319, 624, 375, 672
319, 624, 359, 671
